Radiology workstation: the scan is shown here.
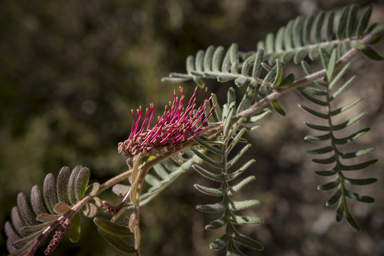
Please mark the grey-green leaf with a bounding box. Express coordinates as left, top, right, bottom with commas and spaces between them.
57, 166, 71, 205
43, 173, 58, 214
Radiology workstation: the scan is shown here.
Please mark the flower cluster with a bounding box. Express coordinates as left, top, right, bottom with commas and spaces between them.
118, 87, 216, 158
44, 220, 70, 255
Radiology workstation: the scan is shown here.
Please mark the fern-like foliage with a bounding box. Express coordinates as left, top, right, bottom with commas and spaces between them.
299, 48, 377, 231
191, 87, 269, 255
4, 166, 98, 255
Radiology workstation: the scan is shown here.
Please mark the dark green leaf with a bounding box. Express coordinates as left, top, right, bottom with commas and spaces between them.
300, 91, 327, 106
210, 233, 230, 250
331, 112, 365, 131
362, 46, 384, 60
205, 215, 227, 230
76, 167, 90, 201
300, 104, 328, 119
356, 6, 372, 38
346, 5, 357, 38
277, 73, 294, 88
314, 11, 325, 43
336, 6, 350, 40
68, 213, 81, 243
318, 179, 340, 191
227, 240, 247, 256
326, 11, 335, 41
344, 177, 377, 185
340, 159, 377, 171
333, 128, 370, 144
97, 228, 136, 253
336, 202, 344, 222
271, 99, 286, 117
339, 147, 375, 159
211, 93, 222, 121
315, 169, 337, 176
237, 81, 257, 113
328, 63, 352, 91
345, 210, 360, 232
94, 217, 134, 237
326, 190, 342, 206
312, 154, 336, 164
327, 49, 337, 82
308, 145, 333, 154
303, 15, 314, 45
330, 98, 362, 116
297, 86, 326, 96
365, 21, 384, 35
320, 47, 330, 70
305, 122, 330, 131
231, 231, 264, 251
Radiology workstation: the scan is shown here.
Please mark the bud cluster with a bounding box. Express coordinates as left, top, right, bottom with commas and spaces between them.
118, 87, 216, 158
44, 220, 71, 255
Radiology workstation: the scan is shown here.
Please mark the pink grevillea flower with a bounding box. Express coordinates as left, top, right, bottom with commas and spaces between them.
118, 87, 216, 158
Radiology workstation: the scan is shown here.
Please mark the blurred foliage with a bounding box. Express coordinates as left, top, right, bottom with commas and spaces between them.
1, 0, 383, 255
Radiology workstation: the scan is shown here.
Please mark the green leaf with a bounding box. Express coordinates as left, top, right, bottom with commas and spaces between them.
336, 6, 349, 40
193, 164, 224, 182
192, 149, 224, 168
280, 51, 294, 63
193, 76, 205, 88
340, 159, 377, 171
229, 215, 263, 225
300, 104, 328, 119
327, 49, 337, 82
275, 27, 285, 52
97, 228, 136, 253
211, 93, 222, 121
194, 137, 223, 156
161, 77, 190, 83
231, 231, 264, 250
343, 177, 377, 185
350, 40, 366, 50
305, 122, 330, 131
318, 179, 339, 191
186, 55, 194, 74
362, 46, 384, 61
345, 210, 360, 232
336, 202, 344, 222
366, 21, 384, 35
229, 200, 260, 211
68, 213, 81, 243
294, 49, 308, 64
68, 166, 81, 205
314, 11, 325, 43
194, 184, 225, 197
326, 190, 342, 206
284, 20, 294, 50
197, 202, 226, 213
309, 46, 320, 60
221, 47, 232, 73
293, 16, 303, 48
339, 147, 375, 159
210, 233, 230, 250
205, 215, 228, 230
94, 217, 134, 237
153, 163, 169, 180
43, 173, 58, 214
227, 240, 247, 256
237, 81, 257, 113
144, 174, 160, 187
307, 145, 333, 154
57, 166, 71, 205
17, 193, 38, 226
263, 65, 277, 85
320, 47, 330, 70
271, 99, 286, 117
312, 154, 336, 164
230, 43, 239, 74
315, 169, 337, 176
244, 108, 271, 123
195, 50, 204, 72
265, 33, 274, 54
331, 112, 365, 131
333, 128, 370, 144
305, 133, 331, 141
226, 144, 251, 169
227, 159, 256, 181
223, 102, 236, 137
228, 176, 255, 196
75, 167, 90, 201
30, 185, 48, 216
277, 73, 294, 88
330, 98, 362, 116
356, 6, 372, 38
203, 45, 215, 72
297, 86, 326, 96
300, 91, 327, 106
326, 11, 335, 41
303, 15, 314, 45
346, 5, 357, 38
213, 46, 224, 72
328, 63, 352, 91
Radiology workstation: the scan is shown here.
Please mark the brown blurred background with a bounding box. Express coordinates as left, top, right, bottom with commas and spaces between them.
0, 0, 383, 255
